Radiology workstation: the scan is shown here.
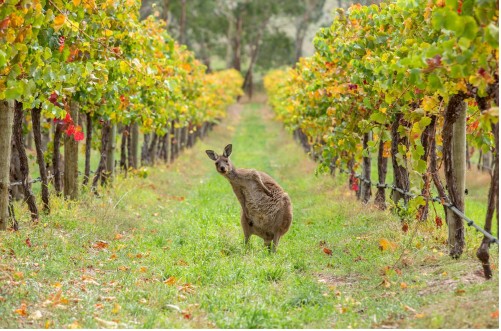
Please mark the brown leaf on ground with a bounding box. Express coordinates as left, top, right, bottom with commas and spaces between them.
92, 240, 109, 250
323, 247, 333, 256
14, 303, 27, 316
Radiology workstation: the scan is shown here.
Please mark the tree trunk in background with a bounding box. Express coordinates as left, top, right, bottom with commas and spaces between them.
64, 101, 79, 200
141, 133, 150, 166
92, 122, 111, 189
31, 107, 50, 213
131, 123, 139, 169
374, 138, 388, 210
0, 101, 15, 230
120, 126, 128, 172
482, 152, 491, 172
390, 112, 410, 205
360, 132, 372, 203
162, 0, 170, 21
242, 17, 270, 97
105, 123, 116, 182
166, 125, 172, 164
83, 112, 93, 186
179, 0, 187, 45
53, 121, 63, 195
443, 94, 466, 259
232, 12, 242, 71
127, 124, 134, 170
148, 133, 158, 166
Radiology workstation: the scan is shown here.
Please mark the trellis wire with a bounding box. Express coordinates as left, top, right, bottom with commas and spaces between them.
339, 168, 498, 245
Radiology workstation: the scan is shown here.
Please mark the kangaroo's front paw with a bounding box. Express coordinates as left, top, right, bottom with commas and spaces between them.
265, 189, 273, 197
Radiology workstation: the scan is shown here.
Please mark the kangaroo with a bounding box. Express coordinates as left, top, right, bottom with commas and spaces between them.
206, 144, 292, 252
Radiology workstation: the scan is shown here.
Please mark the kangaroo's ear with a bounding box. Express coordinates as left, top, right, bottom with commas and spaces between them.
223, 144, 232, 157
206, 150, 218, 161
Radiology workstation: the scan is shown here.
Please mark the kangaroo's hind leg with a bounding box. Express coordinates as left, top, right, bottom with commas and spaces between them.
240, 211, 252, 245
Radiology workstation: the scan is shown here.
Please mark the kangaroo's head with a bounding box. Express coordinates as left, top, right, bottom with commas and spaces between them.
206, 144, 233, 175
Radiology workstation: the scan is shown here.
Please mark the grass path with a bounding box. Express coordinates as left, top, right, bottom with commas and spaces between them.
0, 102, 498, 328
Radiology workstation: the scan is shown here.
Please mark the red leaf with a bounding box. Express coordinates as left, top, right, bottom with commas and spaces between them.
25, 237, 32, 248
0, 17, 11, 30
64, 113, 72, 124
323, 247, 333, 256
73, 131, 84, 141
402, 223, 409, 233
65, 124, 75, 136
435, 216, 443, 228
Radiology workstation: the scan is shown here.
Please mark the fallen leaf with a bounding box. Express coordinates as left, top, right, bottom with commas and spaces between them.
404, 305, 416, 313
400, 282, 407, 289
25, 238, 32, 248
118, 266, 130, 271
402, 223, 409, 233
381, 279, 391, 288
14, 303, 28, 316
112, 303, 121, 314
13, 271, 24, 280
183, 311, 192, 319
164, 276, 176, 285
92, 240, 109, 250
323, 247, 333, 256
139, 266, 148, 273
455, 289, 465, 295
379, 238, 397, 251
491, 309, 499, 319
109, 254, 117, 260
114, 234, 123, 240
415, 313, 425, 319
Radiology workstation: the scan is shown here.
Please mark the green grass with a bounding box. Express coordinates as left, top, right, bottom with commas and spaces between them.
0, 103, 498, 328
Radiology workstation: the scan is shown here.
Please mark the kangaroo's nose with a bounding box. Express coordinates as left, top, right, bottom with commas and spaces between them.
220, 166, 226, 172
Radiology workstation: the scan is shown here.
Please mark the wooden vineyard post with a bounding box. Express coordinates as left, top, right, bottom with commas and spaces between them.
360, 132, 372, 203
0, 101, 15, 230
390, 112, 410, 205
442, 94, 466, 259
64, 101, 80, 200
374, 138, 388, 210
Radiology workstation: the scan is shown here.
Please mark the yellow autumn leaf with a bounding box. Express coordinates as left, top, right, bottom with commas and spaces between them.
10, 13, 24, 27
53, 14, 66, 30
111, 302, 121, 314
379, 238, 397, 251
104, 29, 113, 37
73, 0, 81, 5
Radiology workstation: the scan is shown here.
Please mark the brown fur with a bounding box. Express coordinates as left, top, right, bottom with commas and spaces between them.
206, 144, 292, 251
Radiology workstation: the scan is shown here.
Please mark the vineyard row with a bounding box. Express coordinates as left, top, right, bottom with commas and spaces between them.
264, 0, 498, 278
